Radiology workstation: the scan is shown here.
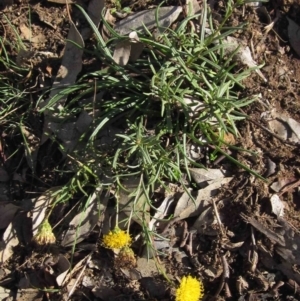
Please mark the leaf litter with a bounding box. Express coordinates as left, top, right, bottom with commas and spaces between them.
1, 0, 300, 300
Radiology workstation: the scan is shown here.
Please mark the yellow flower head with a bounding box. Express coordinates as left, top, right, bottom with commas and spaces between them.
102, 227, 131, 249
176, 276, 204, 301
32, 219, 56, 245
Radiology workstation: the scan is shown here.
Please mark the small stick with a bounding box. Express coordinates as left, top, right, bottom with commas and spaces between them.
212, 199, 225, 236
278, 179, 300, 197
211, 254, 230, 300
271, 281, 284, 297
66, 252, 93, 299
179, 221, 189, 248
247, 117, 300, 147
249, 226, 258, 273
185, 231, 195, 257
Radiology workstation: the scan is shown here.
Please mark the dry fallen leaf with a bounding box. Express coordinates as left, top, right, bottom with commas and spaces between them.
140, 277, 167, 299
186, 0, 201, 16
80, 0, 105, 40
55, 254, 71, 286
19, 23, 46, 46
174, 177, 232, 220
87, 0, 105, 27
40, 21, 84, 145
0, 221, 19, 264
135, 257, 163, 277
113, 40, 132, 66
225, 36, 267, 82
0, 203, 19, 229
49, 110, 93, 156
188, 168, 229, 188
193, 199, 230, 235
270, 194, 285, 218
266, 109, 300, 143
270, 177, 294, 193
114, 6, 183, 35
206, 29, 267, 82
16, 288, 43, 301
118, 177, 150, 226
113, 32, 144, 66
287, 17, 300, 57
129, 31, 144, 62
242, 213, 300, 286
48, 119, 87, 156
61, 188, 107, 247
0, 287, 10, 300
148, 195, 174, 231
19, 24, 32, 40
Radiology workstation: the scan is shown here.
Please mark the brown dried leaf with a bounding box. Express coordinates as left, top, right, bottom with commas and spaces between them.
0, 287, 10, 300
113, 32, 144, 66
55, 254, 71, 286
267, 109, 300, 143
186, 0, 201, 16
149, 195, 174, 231
41, 21, 84, 144
188, 168, 229, 188
19, 24, 32, 40
287, 17, 300, 57
113, 40, 131, 66
114, 6, 182, 36
87, 0, 105, 27
241, 214, 285, 246
118, 177, 150, 226
174, 177, 232, 220
19, 24, 46, 46
135, 257, 163, 277
270, 194, 285, 217
192, 205, 218, 235
0, 203, 19, 229
129, 31, 144, 62
61, 188, 107, 247
15, 289, 43, 301
0, 222, 19, 264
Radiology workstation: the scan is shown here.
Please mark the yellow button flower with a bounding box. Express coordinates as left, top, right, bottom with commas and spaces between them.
102, 227, 131, 249
176, 275, 204, 301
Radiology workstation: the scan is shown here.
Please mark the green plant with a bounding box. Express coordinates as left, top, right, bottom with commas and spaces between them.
0, 28, 30, 128
38, 0, 264, 257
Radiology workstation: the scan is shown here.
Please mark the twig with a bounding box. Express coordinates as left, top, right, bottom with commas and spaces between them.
212, 199, 225, 236
185, 230, 196, 256
179, 221, 189, 248
271, 281, 284, 297
278, 179, 300, 197
211, 254, 230, 300
213, 149, 232, 165
247, 117, 300, 147
249, 226, 258, 273
67, 252, 93, 299
161, 217, 180, 235
47, 0, 75, 3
